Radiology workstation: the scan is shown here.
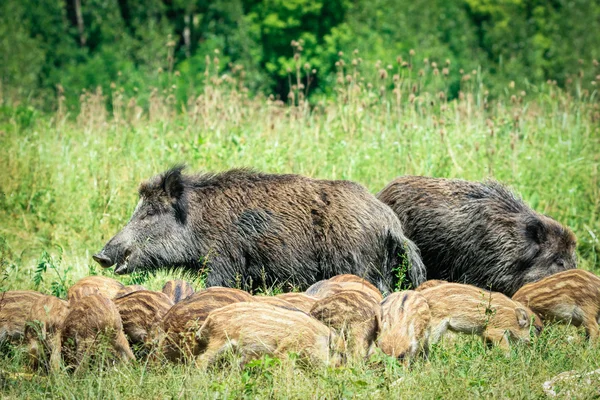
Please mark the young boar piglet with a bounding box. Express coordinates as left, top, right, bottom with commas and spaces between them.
195, 302, 343, 368
513, 269, 600, 340
252, 295, 298, 310
378, 291, 431, 360
162, 280, 195, 304
160, 287, 253, 362
0, 290, 44, 344
378, 176, 577, 296
115, 285, 147, 299
114, 290, 174, 351
306, 278, 383, 302
420, 283, 542, 350
62, 294, 134, 369
310, 290, 380, 361
415, 280, 448, 292
67, 276, 124, 302
25, 295, 69, 372
275, 293, 318, 313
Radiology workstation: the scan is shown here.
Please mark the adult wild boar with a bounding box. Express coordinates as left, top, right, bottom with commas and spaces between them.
94, 167, 425, 292
377, 176, 577, 296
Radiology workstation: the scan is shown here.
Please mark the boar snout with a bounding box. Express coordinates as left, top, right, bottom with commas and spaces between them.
93, 253, 113, 268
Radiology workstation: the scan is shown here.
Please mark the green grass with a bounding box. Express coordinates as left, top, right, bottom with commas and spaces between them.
0, 70, 599, 398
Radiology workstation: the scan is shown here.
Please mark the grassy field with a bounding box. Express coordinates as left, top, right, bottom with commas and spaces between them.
0, 64, 599, 398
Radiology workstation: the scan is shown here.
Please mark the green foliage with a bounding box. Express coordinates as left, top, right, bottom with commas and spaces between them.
32, 249, 70, 298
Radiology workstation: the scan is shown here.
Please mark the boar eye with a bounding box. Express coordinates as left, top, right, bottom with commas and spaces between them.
555, 258, 565, 268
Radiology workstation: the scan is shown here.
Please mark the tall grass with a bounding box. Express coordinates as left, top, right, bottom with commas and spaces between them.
0, 51, 599, 398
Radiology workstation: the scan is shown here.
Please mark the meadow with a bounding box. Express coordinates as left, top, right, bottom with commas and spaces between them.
0, 59, 599, 398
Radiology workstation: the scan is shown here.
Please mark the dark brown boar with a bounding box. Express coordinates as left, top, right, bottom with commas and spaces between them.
377, 176, 577, 296
274, 293, 318, 313
61, 294, 134, 368
114, 290, 174, 348
377, 290, 431, 360
68, 276, 124, 302
162, 280, 195, 303
512, 269, 600, 340
25, 295, 69, 372
160, 287, 253, 361
0, 290, 44, 344
195, 302, 343, 368
93, 167, 426, 293
310, 290, 380, 361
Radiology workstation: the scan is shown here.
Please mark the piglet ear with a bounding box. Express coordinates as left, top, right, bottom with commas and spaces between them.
162, 165, 186, 200
525, 217, 547, 244
515, 308, 530, 329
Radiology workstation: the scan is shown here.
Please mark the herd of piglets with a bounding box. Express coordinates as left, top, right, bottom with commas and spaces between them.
2, 268, 600, 372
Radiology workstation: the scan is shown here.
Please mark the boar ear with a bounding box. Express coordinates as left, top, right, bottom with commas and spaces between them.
525, 217, 547, 245
162, 165, 185, 200
515, 308, 530, 328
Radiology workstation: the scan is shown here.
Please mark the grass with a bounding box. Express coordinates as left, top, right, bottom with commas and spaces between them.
0, 56, 599, 398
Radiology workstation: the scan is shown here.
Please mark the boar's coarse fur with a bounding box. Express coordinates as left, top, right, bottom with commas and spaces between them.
68, 276, 124, 302
252, 295, 299, 310
377, 176, 577, 296
115, 285, 147, 299
61, 294, 134, 368
162, 280, 195, 304
415, 280, 449, 292
275, 293, 318, 313
310, 290, 380, 360
513, 269, 600, 340
160, 287, 253, 361
114, 290, 174, 347
195, 302, 343, 368
25, 295, 69, 372
420, 283, 542, 350
306, 279, 383, 302
94, 167, 426, 293
378, 290, 431, 360
0, 291, 44, 344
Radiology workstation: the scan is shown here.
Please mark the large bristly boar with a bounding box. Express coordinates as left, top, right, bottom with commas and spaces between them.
420, 283, 542, 350
93, 167, 426, 293
513, 269, 600, 340
0, 290, 44, 344
378, 290, 431, 360
160, 287, 253, 361
61, 294, 134, 368
195, 302, 343, 368
25, 295, 70, 372
377, 176, 577, 296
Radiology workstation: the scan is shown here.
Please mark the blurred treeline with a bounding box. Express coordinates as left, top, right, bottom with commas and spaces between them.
1, 0, 599, 109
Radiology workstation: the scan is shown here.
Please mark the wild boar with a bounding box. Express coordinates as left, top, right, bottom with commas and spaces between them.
162, 280, 195, 304
310, 290, 380, 360
93, 167, 426, 293
114, 290, 174, 348
115, 285, 147, 299
275, 293, 318, 313
415, 280, 448, 292
377, 176, 577, 296
512, 269, 600, 340
306, 279, 383, 302
252, 295, 298, 310
67, 276, 124, 302
61, 294, 134, 368
160, 287, 253, 361
195, 302, 343, 368
0, 290, 44, 344
25, 295, 70, 372
377, 290, 431, 360
420, 283, 542, 350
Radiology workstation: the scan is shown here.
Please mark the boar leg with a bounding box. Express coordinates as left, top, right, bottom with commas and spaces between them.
195, 339, 231, 369
582, 312, 599, 341
483, 328, 511, 351
49, 333, 63, 372
115, 331, 135, 362
28, 338, 41, 371
428, 319, 449, 344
